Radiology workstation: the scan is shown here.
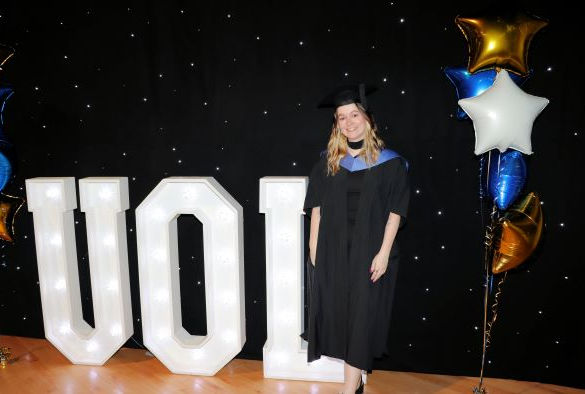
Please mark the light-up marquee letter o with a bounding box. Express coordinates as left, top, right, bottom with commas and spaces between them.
25, 177, 133, 365
260, 177, 343, 382
136, 177, 245, 375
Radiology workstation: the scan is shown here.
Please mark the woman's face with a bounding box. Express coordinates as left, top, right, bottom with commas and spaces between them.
336, 103, 369, 142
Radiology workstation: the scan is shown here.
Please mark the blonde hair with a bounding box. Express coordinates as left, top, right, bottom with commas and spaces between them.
326, 103, 385, 175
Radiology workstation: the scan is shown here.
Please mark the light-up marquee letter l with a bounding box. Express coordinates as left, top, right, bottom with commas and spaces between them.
25, 177, 133, 365
260, 177, 343, 381
136, 177, 245, 375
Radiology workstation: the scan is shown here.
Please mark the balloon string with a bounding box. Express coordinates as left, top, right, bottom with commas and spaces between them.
485, 273, 507, 349
475, 204, 497, 394
474, 153, 488, 394
495, 152, 502, 211
480, 150, 493, 244
479, 153, 488, 233
478, 151, 491, 271
486, 151, 492, 196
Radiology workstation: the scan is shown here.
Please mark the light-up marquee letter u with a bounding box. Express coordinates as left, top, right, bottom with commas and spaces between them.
260, 177, 343, 382
25, 177, 133, 365
135, 177, 245, 375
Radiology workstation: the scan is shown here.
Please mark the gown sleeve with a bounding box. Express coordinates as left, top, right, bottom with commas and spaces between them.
386, 158, 410, 227
303, 158, 325, 215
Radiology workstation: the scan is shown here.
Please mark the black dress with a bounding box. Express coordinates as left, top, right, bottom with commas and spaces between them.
303, 150, 410, 371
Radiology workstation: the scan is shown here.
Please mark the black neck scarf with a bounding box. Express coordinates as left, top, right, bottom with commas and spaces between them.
347, 139, 364, 150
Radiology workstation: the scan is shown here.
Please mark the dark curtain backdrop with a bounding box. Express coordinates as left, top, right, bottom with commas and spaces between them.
1, 0, 583, 389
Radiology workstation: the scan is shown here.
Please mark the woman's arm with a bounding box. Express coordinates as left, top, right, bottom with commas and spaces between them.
309, 207, 321, 265
370, 212, 401, 282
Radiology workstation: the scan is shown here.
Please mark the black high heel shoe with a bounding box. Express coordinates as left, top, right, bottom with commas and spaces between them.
355, 376, 364, 394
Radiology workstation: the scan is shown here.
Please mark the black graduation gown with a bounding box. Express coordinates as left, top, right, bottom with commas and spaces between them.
303, 151, 410, 371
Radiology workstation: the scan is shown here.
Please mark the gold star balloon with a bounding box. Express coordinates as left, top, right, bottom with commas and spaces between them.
0, 44, 15, 70
0, 193, 25, 243
455, 12, 548, 76
492, 192, 543, 274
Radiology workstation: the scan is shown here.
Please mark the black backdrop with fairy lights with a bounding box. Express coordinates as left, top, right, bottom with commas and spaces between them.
0, 0, 583, 389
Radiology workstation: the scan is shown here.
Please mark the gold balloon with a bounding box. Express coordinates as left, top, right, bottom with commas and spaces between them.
0, 193, 25, 243
0, 44, 15, 69
492, 192, 543, 274
455, 12, 548, 76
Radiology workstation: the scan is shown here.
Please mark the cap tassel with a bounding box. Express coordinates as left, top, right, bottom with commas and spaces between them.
359, 83, 367, 110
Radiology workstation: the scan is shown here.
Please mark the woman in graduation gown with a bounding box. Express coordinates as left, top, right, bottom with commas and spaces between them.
304, 83, 410, 393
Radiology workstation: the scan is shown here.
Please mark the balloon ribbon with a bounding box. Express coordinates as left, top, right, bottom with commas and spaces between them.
474, 205, 496, 393
474, 203, 508, 394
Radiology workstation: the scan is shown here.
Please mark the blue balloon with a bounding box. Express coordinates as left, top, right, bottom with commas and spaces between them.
483, 150, 527, 211
0, 147, 12, 192
0, 85, 14, 191
444, 66, 530, 120
0, 85, 14, 137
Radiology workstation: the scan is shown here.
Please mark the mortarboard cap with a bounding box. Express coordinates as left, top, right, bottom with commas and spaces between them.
317, 83, 377, 111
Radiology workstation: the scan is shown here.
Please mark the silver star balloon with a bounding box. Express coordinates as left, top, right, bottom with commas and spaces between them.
458, 69, 549, 155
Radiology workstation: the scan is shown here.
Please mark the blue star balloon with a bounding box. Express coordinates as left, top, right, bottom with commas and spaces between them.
0, 85, 14, 192
444, 66, 531, 120
480, 149, 527, 211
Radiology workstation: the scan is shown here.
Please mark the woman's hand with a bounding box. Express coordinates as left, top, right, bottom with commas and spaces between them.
309, 207, 320, 267
370, 251, 389, 282
371, 212, 400, 282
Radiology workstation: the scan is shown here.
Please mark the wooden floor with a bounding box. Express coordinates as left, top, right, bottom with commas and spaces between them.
0, 336, 582, 393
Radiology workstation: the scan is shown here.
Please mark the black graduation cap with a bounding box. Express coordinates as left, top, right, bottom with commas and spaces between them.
317, 83, 378, 111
